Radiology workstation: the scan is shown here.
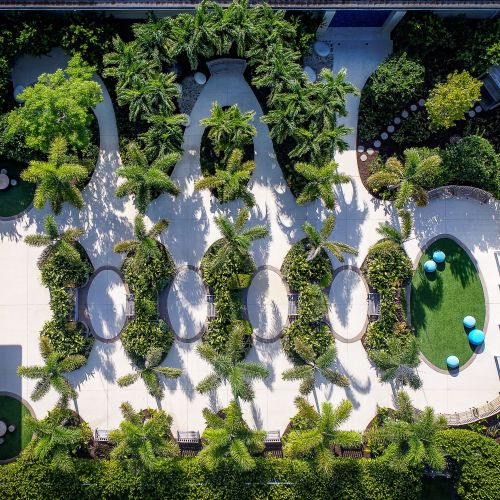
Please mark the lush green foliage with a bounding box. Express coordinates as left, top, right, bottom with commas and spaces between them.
282, 320, 333, 363
41, 320, 93, 360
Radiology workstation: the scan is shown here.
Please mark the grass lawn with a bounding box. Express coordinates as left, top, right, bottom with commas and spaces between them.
0, 159, 35, 217
0, 395, 32, 460
411, 238, 486, 370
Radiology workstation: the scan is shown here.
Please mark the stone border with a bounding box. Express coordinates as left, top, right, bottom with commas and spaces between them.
325, 265, 369, 344
158, 265, 208, 344
78, 265, 129, 344
0, 391, 36, 464
244, 265, 290, 344
0, 201, 34, 222
410, 234, 490, 374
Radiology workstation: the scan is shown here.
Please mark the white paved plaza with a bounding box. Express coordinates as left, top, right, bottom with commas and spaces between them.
0, 32, 499, 435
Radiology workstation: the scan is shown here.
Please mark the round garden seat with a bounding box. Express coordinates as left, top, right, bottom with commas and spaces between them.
446, 355, 459, 369
423, 260, 437, 273
463, 315, 476, 329
433, 250, 446, 263
468, 329, 485, 346
313, 41, 330, 57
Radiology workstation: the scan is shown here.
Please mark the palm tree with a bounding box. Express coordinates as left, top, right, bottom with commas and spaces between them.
116, 142, 180, 213
196, 323, 268, 402
284, 397, 362, 473
17, 337, 85, 406
302, 215, 357, 262
21, 136, 89, 214
23, 414, 86, 472
195, 148, 255, 206
140, 113, 188, 160
295, 160, 351, 210
198, 400, 266, 471
367, 148, 442, 209
109, 402, 179, 470
114, 215, 168, 261
117, 347, 182, 398
210, 207, 268, 274
282, 339, 348, 396
374, 391, 447, 471
220, 0, 255, 57
25, 214, 84, 268
132, 15, 176, 66
377, 210, 412, 246
200, 102, 256, 157
369, 337, 422, 390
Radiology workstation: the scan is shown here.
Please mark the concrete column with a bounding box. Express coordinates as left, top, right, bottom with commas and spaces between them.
316, 10, 336, 37
382, 10, 407, 34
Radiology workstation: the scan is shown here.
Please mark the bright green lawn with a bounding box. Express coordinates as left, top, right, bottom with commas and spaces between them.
411, 238, 485, 370
0, 159, 35, 218
0, 395, 32, 460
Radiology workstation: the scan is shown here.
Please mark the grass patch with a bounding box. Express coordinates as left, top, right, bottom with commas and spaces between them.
411, 238, 485, 370
0, 159, 35, 218
0, 395, 32, 460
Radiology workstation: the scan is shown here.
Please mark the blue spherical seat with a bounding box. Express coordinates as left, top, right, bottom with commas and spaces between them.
423, 260, 437, 273
463, 316, 476, 329
468, 329, 485, 346
446, 355, 459, 369
433, 250, 446, 263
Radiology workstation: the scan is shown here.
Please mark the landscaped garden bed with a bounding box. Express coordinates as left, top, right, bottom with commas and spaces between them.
411, 237, 486, 370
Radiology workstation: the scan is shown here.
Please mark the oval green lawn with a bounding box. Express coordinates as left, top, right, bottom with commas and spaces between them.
0, 159, 35, 218
410, 238, 486, 370
0, 395, 32, 461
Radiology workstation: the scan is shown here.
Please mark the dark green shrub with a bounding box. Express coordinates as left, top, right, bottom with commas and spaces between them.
297, 283, 327, 323
41, 251, 91, 288
49, 287, 73, 323
41, 320, 94, 359
390, 110, 432, 147
282, 320, 333, 362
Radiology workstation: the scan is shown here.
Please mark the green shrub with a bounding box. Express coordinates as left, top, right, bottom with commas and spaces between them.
227, 273, 252, 290
41, 320, 94, 359
41, 251, 91, 289
282, 320, 333, 362
49, 287, 73, 323
297, 283, 328, 323
390, 110, 432, 147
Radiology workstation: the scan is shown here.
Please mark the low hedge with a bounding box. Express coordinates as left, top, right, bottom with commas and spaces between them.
41, 320, 94, 359
282, 320, 332, 363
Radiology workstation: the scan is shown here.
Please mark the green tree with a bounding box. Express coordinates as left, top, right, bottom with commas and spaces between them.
117, 347, 182, 398
116, 142, 180, 213
369, 337, 422, 389
198, 400, 266, 471
374, 391, 447, 471
25, 214, 84, 268
284, 397, 362, 472
109, 402, 179, 470
302, 215, 357, 262
196, 322, 268, 402
295, 159, 351, 209
8, 53, 102, 152
139, 113, 188, 160
20, 137, 89, 214
426, 71, 482, 129
200, 102, 256, 157
282, 339, 348, 395
17, 337, 85, 406
195, 148, 255, 206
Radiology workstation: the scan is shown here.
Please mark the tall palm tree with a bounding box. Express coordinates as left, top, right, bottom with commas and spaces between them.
302, 215, 357, 262
195, 148, 255, 206
369, 337, 422, 390
367, 149, 442, 209
220, 0, 255, 57
200, 102, 256, 157
374, 391, 447, 471
114, 215, 168, 261
295, 160, 351, 210
377, 210, 412, 246
198, 400, 266, 471
17, 337, 85, 406
140, 113, 188, 160
21, 136, 89, 214
282, 339, 348, 395
116, 142, 180, 213
284, 397, 362, 473
117, 347, 182, 398
196, 323, 268, 402
109, 402, 179, 470
25, 214, 84, 268
23, 414, 86, 472
210, 207, 268, 274
132, 15, 176, 66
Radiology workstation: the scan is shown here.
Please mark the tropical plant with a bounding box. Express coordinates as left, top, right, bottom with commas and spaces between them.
117, 347, 182, 398
369, 337, 422, 389
198, 400, 266, 471
139, 113, 188, 160
374, 390, 448, 471
196, 322, 268, 401
20, 136, 89, 214
209, 207, 268, 274
376, 210, 412, 246
132, 15, 176, 65
25, 215, 84, 268
195, 148, 255, 206
116, 142, 180, 213
17, 337, 85, 406
200, 102, 256, 157
295, 160, 350, 209
302, 215, 357, 262
284, 397, 362, 472
109, 402, 179, 470
282, 339, 348, 395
